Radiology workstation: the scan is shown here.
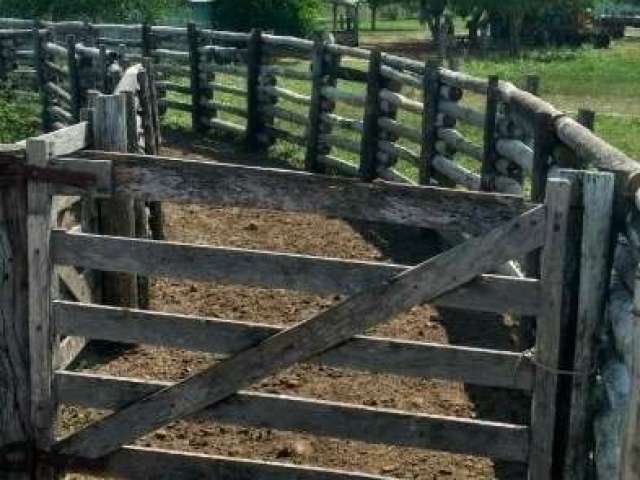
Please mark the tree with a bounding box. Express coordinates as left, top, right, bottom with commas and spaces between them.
369, 0, 384, 30
210, 0, 321, 36
0, 0, 182, 22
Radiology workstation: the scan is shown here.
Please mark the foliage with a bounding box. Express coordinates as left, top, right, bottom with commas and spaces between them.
0, 88, 39, 143
210, 0, 321, 36
0, 0, 182, 22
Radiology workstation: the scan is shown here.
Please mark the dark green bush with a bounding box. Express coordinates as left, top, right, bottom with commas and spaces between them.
211, 0, 321, 36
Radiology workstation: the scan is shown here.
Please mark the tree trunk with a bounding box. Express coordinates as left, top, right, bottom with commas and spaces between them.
371, 5, 377, 31
467, 9, 483, 47
508, 11, 523, 55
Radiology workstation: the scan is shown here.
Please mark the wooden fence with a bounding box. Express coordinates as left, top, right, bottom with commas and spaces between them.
0, 88, 618, 479
0, 17, 639, 480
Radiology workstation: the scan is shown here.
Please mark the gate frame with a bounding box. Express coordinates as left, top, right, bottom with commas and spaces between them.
0, 95, 616, 479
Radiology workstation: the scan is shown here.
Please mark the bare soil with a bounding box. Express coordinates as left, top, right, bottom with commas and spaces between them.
60, 134, 529, 479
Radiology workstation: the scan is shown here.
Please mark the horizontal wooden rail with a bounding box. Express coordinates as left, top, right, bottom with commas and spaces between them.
260, 105, 309, 126
433, 155, 482, 191
260, 65, 313, 81
62, 444, 391, 479
72, 151, 531, 235
54, 301, 536, 389
437, 128, 484, 161
259, 85, 311, 106
51, 231, 540, 315
56, 371, 530, 462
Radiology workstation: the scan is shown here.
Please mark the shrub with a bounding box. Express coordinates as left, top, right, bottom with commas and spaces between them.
210, 0, 321, 36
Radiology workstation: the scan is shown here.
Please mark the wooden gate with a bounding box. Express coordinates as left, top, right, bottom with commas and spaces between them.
0, 99, 615, 480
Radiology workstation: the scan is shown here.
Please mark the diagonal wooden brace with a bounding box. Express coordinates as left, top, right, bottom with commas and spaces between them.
53, 204, 548, 459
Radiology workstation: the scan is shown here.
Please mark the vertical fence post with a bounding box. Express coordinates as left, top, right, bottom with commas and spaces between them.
25, 139, 56, 480
529, 177, 573, 480
245, 29, 264, 149
525, 74, 540, 96
359, 49, 382, 181
577, 109, 595, 132
188, 22, 206, 134
66, 34, 82, 121
97, 44, 108, 93
480, 75, 499, 191
141, 22, 152, 58
94, 93, 139, 309
0, 161, 28, 479
33, 26, 52, 132
305, 39, 328, 173
419, 59, 440, 185
142, 57, 161, 151
563, 172, 615, 480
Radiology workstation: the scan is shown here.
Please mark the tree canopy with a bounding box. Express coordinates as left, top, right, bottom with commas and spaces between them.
0, 0, 182, 22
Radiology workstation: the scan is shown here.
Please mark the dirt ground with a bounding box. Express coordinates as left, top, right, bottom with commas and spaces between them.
59, 135, 529, 479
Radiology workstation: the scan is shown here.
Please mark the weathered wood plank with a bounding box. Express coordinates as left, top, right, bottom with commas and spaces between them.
54, 301, 536, 389
74, 151, 533, 236
54, 336, 88, 370
529, 178, 572, 480
0, 124, 31, 480
32, 121, 90, 157
26, 139, 55, 453
53, 204, 546, 459
93, 94, 139, 311
56, 371, 530, 462
51, 231, 540, 315
564, 172, 615, 480
56, 265, 93, 303
65, 445, 393, 480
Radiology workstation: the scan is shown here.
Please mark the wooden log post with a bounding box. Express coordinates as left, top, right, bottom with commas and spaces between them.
525, 74, 540, 96
188, 22, 206, 134
138, 65, 164, 242
419, 59, 441, 185
142, 57, 161, 151
97, 44, 108, 93
577, 109, 595, 132
142, 23, 152, 58
66, 35, 82, 121
245, 29, 264, 150
480, 75, 499, 192
305, 39, 331, 173
359, 49, 382, 181
33, 26, 52, 132
522, 111, 559, 348
94, 93, 139, 309
563, 172, 615, 480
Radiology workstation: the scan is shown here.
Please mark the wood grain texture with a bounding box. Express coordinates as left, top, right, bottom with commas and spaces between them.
51, 230, 540, 315
54, 301, 536, 390
0, 136, 31, 479
65, 445, 393, 479
564, 172, 614, 480
528, 178, 572, 480
56, 371, 530, 462
26, 138, 55, 450
76, 150, 533, 236
622, 265, 640, 480
92, 94, 139, 310
53, 204, 546, 459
